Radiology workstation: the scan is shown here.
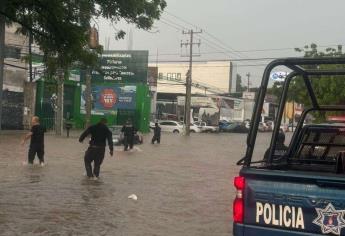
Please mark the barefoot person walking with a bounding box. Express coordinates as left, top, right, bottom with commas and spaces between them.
22, 116, 46, 166
79, 118, 113, 179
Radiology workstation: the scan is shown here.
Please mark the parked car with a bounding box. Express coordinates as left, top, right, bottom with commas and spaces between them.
157, 120, 184, 133
109, 125, 143, 145
110, 125, 123, 145
222, 122, 249, 133
258, 122, 269, 132
244, 120, 251, 129
265, 120, 274, 131
194, 121, 218, 133
219, 120, 231, 132
189, 123, 202, 133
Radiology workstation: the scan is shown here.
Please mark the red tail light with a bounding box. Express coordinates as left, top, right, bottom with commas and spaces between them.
233, 176, 245, 223
234, 176, 245, 190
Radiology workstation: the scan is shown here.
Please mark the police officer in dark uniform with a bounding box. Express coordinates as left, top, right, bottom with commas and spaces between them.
22, 116, 46, 166
263, 129, 288, 163
79, 118, 113, 179
121, 121, 136, 151
151, 122, 161, 144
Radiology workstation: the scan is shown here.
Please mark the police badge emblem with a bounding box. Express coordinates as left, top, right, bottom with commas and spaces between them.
313, 203, 345, 235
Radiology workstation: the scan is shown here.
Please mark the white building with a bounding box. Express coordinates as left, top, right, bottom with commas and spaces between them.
149, 60, 233, 95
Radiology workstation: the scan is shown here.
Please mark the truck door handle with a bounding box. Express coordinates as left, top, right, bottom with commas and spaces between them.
316, 180, 345, 188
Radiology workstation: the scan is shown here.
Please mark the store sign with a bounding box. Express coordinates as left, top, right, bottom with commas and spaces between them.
243, 92, 256, 100
81, 85, 136, 115
69, 69, 80, 82
234, 100, 243, 110
99, 89, 117, 108
91, 50, 148, 83
177, 96, 215, 108
270, 71, 289, 82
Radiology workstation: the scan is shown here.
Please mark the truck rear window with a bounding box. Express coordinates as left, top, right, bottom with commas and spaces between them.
288, 126, 345, 172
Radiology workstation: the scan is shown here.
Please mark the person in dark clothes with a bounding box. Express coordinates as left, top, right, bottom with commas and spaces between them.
22, 116, 46, 166
121, 121, 136, 151
151, 122, 161, 144
263, 129, 288, 163
79, 118, 113, 179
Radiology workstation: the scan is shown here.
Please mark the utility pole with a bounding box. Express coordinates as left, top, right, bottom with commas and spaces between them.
0, 2, 5, 131
56, 68, 64, 135
181, 29, 202, 136
246, 72, 251, 92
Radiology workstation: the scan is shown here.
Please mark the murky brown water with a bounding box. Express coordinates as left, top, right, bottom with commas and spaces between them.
0, 131, 275, 236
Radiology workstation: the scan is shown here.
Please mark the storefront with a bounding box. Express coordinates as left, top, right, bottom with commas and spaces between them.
35, 50, 151, 132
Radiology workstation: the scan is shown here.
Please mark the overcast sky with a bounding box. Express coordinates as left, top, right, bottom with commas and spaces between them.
98, 0, 345, 87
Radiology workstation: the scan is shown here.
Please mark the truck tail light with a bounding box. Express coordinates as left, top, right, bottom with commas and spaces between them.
233, 176, 245, 223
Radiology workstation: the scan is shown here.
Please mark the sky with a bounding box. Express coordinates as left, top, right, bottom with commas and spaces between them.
97, 0, 345, 88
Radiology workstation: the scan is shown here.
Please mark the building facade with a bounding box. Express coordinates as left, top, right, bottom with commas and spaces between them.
34, 50, 152, 132
151, 60, 232, 95
148, 60, 233, 119
2, 25, 33, 129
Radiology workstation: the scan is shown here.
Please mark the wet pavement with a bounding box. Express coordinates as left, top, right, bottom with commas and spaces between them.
0, 131, 273, 236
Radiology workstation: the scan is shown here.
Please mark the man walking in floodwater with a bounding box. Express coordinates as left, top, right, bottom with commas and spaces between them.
121, 121, 136, 151
79, 118, 113, 179
151, 122, 161, 144
22, 116, 46, 166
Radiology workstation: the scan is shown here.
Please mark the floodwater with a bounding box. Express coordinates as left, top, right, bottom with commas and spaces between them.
0, 131, 273, 236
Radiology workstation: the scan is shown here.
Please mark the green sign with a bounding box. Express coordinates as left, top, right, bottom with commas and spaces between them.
92, 50, 148, 83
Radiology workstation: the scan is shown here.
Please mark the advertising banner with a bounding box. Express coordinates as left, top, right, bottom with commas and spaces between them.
91, 50, 148, 83
81, 85, 136, 115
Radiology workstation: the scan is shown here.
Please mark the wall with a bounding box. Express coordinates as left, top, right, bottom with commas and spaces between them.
1, 90, 24, 129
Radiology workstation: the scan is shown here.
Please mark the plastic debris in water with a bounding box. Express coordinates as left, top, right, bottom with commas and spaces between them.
128, 194, 138, 200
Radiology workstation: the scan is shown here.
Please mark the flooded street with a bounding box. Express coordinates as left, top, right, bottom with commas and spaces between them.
0, 132, 272, 236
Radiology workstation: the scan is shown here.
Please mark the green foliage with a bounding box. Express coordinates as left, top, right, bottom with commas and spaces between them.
269, 44, 345, 108
2, 0, 166, 71
236, 74, 246, 93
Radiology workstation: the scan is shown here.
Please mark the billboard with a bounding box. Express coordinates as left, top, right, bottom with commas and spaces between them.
177, 96, 216, 108
91, 50, 148, 83
81, 85, 136, 115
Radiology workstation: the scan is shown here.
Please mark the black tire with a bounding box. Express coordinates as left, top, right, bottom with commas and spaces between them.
190, 130, 196, 133
173, 130, 179, 134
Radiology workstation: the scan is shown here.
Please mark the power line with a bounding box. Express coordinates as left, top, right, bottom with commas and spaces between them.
164, 11, 248, 60
159, 19, 182, 31
148, 44, 345, 57
160, 17, 187, 30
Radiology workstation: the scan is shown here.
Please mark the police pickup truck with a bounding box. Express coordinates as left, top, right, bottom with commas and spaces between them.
233, 58, 345, 236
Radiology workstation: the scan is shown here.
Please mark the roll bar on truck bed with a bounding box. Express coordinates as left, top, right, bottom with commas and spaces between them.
238, 57, 345, 167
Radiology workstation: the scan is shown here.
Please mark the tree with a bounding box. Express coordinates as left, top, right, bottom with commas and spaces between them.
1, 0, 166, 134
236, 74, 246, 93
268, 43, 345, 121
2, 0, 166, 56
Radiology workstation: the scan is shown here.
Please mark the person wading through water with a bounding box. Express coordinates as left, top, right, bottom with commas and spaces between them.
151, 122, 161, 144
22, 116, 46, 166
121, 120, 136, 151
79, 118, 113, 179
